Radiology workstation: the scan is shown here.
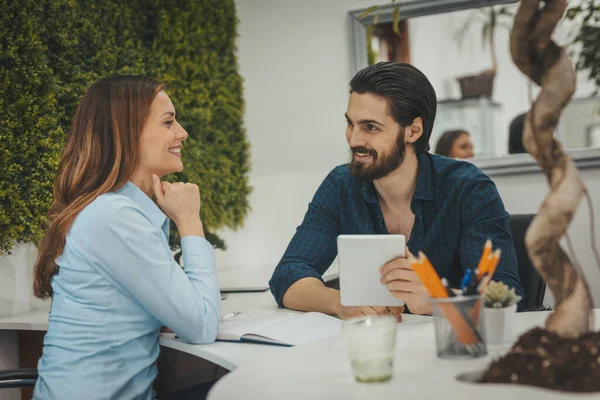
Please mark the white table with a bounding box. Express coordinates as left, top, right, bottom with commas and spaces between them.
0, 290, 431, 372
208, 310, 600, 399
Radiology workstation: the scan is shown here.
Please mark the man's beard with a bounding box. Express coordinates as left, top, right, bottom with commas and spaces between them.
349, 132, 406, 181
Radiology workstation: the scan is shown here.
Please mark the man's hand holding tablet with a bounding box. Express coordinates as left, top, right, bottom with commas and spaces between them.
379, 248, 433, 315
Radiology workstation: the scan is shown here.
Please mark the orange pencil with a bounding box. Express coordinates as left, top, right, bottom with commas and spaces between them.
411, 255, 444, 298
409, 256, 431, 295
476, 239, 492, 279
418, 252, 447, 298
479, 249, 502, 292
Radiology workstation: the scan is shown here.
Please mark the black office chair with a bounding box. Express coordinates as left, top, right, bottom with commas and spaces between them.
0, 368, 37, 389
0, 368, 164, 399
508, 213, 549, 312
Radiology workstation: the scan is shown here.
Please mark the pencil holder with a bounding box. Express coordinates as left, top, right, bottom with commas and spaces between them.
431, 295, 487, 359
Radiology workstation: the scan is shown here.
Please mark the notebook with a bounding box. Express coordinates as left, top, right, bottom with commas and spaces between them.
216, 312, 342, 347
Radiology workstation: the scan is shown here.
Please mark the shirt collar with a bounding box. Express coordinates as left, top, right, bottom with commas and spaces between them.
116, 182, 169, 230
361, 180, 379, 204
361, 152, 435, 203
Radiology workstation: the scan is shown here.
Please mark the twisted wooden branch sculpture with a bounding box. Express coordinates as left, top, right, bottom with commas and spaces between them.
510, 0, 593, 338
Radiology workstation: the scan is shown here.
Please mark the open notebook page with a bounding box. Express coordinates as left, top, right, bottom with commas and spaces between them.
217, 312, 341, 345
217, 312, 300, 342
247, 312, 341, 345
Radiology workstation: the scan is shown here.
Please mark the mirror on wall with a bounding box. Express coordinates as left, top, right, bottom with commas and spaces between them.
349, 0, 600, 164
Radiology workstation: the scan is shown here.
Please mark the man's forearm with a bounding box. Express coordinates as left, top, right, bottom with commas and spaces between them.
281, 277, 341, 316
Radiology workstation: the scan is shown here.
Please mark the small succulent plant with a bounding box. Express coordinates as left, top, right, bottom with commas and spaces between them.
483, 281, 522, 308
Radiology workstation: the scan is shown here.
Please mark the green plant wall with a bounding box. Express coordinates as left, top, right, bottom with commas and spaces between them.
0, 0, 251, 253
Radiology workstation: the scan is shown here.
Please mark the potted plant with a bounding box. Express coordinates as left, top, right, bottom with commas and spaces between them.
454, 6, 514, 99
480, 0, 600, 392
482, 281, 522, 345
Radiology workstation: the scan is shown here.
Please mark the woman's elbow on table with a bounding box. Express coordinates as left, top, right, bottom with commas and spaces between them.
175, 303, 220, 344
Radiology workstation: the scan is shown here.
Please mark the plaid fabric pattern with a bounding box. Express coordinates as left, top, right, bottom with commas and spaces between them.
269, 152, 524, 308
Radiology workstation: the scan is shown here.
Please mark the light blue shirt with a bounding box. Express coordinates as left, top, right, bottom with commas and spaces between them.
34, 182, 220, 400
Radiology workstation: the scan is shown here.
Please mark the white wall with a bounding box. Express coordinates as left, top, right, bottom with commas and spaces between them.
216, 0, 380, 270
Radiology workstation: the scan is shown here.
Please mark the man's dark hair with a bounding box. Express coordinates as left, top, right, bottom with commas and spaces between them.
435, 129, 468, 157
349, 62, 437, 152
508, 113, 527, 154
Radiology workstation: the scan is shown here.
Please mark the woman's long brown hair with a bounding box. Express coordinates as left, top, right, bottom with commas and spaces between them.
33, 76, 164, 299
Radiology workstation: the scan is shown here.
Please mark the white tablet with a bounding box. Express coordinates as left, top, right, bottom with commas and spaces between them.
338, 234, 406, 307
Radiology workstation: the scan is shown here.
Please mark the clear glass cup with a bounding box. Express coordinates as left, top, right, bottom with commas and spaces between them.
342, 315, 397, 382
431, 295, 487, 359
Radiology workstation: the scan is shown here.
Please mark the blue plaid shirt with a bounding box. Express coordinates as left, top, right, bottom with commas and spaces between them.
269, 152, 524, 309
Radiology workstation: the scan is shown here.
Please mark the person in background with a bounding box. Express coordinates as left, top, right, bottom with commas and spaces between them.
508, 112, 527, 154
434, 129, 475, 159
269, 62, 523, 319
32, 76, 220, 400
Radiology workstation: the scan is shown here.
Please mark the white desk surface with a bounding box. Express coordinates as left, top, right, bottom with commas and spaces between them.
209, 310, 600, 400
0, 288, 430, 372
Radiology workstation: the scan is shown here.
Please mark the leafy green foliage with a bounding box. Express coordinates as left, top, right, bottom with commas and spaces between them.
360, 3, 402, 66
357, 2, 402, 35
0, 0, 250, 253
566, 0, 600, 92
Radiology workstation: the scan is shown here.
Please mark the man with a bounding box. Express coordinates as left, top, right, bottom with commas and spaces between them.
269, 62, 523, 319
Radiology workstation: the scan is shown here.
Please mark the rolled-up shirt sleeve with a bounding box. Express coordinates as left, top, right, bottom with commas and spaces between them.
87, 200, 220, 344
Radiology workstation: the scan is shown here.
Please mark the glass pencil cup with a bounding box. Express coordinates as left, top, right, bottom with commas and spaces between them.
431, 295, 487, 359
342, 315, 397, 383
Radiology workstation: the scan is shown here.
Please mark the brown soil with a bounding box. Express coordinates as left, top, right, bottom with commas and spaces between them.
480, 327, 600, 392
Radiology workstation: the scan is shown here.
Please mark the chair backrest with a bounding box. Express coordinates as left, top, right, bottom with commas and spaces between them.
0, 368, 38, 389
508, 214, 546, 311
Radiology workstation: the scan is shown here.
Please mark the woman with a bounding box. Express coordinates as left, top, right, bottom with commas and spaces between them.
434, 129, 475, 159
32, 76, 221, 399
